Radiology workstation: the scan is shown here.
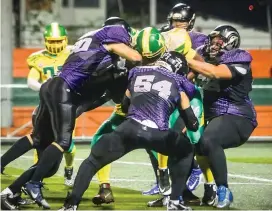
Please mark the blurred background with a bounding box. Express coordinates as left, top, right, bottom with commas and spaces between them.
1, 0, 272, 142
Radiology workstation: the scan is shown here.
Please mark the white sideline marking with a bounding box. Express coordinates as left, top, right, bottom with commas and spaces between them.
228, 173, 272, 183
2, 154, 272, 183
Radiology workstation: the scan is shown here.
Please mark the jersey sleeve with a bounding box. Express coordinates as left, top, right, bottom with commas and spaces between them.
128, 67, 136, 81
26, 53, 42, 80
163, 28, 196, 59
183, 32, 196, 59
226, 63, 250, 79
103, 26, 130, 45
176, 75, 196, 100
27, 53, 39, 69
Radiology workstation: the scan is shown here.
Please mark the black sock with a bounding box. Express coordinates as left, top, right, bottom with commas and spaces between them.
146, 149, 159, 184
31, 144, 63, 182
1, 136, 33, 167
9, 165, 36, 194
70, 156, 98, 205
169, 152, 194, 201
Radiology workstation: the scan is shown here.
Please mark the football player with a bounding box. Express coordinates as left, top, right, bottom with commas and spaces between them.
187, 25, 257, 209
1, 23, 76, 187
17, 17, 142, 208
27, 22, 76, 187
60, 27, 198, 211
145, 4, 216, 206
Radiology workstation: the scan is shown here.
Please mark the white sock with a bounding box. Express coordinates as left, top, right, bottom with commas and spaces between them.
159, 167, 168, 171
1, 187, 13, 197
206, 182, 215, 185
171, 200, 179, 205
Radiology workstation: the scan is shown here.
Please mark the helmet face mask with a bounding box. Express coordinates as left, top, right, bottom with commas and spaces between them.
44, 22, 68, 55
206, 25, 240, 58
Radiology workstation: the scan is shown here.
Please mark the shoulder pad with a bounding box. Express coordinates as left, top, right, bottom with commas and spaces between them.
27, 49, 47, 67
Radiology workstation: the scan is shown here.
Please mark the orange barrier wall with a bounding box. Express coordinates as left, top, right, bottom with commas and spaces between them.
1, 106, 272, 137
249, 50, 272, 78
13, 49, 272, 78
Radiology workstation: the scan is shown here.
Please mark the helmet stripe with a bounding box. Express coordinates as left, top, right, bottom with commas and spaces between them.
142, 27, 152, 55
51, 22, 60, 37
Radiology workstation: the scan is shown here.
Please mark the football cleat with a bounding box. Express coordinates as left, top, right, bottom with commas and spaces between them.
158, 168, 171, 195
147, 196, 169, 207
1, 193, 18, 210
59, 192, 78, 211
201, 183, 217, 206
186, 167, 203, 191
183, 189, 200, 204
142, 183, 159, 195
92, 183, 114, 205
167, 199, 193, 211
64, 167, 75, 187
216, 185, 233, 209
24, 181, 50, 209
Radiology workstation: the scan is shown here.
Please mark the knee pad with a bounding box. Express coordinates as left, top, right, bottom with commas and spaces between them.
197, 135, 216, 156
86, 153, 102, 170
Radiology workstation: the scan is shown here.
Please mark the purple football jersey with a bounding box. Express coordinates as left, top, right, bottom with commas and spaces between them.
198, 48, 257, 127
127, 66, 196, 130
189, 31, 207, 50
59, 25, 130, 92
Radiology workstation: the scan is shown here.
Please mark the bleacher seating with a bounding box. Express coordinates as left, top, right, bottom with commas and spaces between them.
194, 17, 271, 49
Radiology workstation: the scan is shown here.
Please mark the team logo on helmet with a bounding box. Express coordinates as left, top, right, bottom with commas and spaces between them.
207, 25, 240, 57
136, 27, 166, 60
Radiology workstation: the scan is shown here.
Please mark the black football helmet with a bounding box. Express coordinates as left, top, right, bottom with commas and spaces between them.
103, 17, 131, 34
157, 51, 189, 76
167, 3, 196, 31
206, 25, 240, 57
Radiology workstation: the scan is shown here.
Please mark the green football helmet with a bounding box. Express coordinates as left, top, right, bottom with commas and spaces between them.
136, 27, 166, 62
44, 22, 68, 55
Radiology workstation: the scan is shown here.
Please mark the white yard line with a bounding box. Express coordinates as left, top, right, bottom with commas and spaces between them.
5, 175, 272, 186
2, 154, 272, 183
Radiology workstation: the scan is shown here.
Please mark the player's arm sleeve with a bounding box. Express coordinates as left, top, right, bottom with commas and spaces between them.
226, 63, 250, 79
121, 89, 131, 113
178, 91, 199, 132
177, 75, 196, 100
103, 26, 130, 45
184, 33, 197, 59
27, 67, 42, 91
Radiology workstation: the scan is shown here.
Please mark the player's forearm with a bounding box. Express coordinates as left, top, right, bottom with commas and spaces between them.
27, 78, 41, 91
179, 107, 199, 132
187, 71, 196, 81
187, 59, 219, 79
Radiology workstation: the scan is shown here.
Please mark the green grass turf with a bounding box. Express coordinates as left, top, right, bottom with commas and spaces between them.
1, 167, 221, 210
227, 157, 272, 164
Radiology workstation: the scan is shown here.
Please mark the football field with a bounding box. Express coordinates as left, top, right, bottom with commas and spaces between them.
1, 142, 272, 210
